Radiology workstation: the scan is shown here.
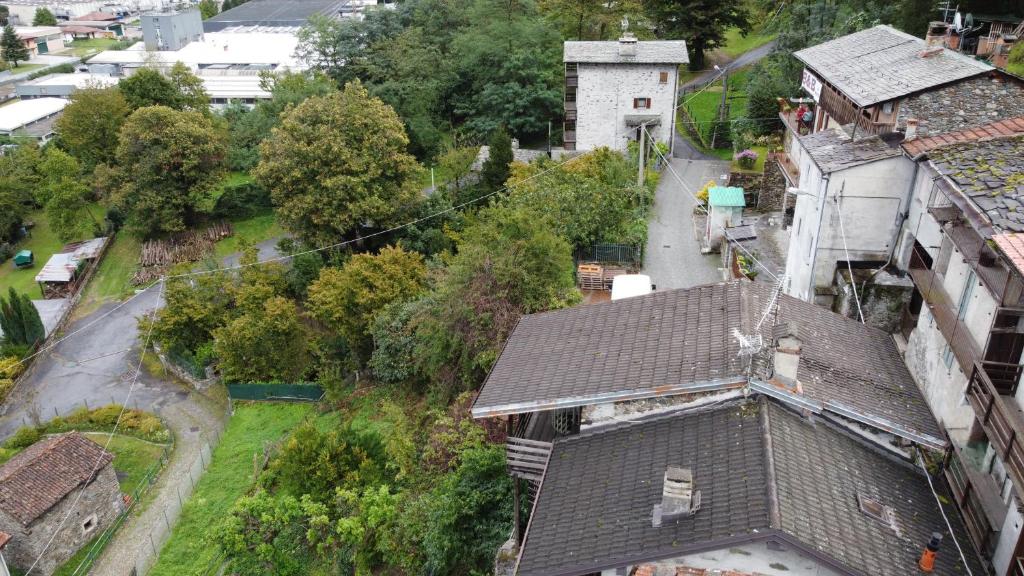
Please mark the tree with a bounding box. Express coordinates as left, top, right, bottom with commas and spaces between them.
0, 6, 9, 27
1, 25, 29, 68
264, 421, 387, 499
0, 288, 44, 346
538, 0, 643, 40
35, 147, 80, 205
414, 205, 577, 393
153, 273, 235, 353
32, 7, 56, 25
437, 145, 478, 200
643, 0, 751, 70
213, 296, 309, 383
307, 246, 427, 362
46, 179, 96, 242
480, 125, 513, 192
55, 87, 130, 169
169, 62, 210, 112
254, 81, 420, 248
114, 106, 227, 237
198, 0, 219, 19
118, 68, 180, 110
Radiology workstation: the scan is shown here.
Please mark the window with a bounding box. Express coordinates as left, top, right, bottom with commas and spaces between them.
659, 71, 668, 84
857, 494, 897, 530
82, 514, 97, 534
943, 343, 954, 369
633, 97, 651, 109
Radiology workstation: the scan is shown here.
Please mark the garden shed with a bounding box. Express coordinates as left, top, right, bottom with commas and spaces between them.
705, 186, 745, 249
12, 251, 32, 269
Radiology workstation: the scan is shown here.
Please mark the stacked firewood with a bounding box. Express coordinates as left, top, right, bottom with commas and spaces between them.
131, 222, 233, 285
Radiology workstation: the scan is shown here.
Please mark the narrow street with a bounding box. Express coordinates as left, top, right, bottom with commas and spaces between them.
642, 157, 729, 290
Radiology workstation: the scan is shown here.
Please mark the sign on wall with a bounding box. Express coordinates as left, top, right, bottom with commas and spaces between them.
801, 68, 823, 102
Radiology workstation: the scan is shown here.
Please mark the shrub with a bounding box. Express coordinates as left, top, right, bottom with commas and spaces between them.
735, 149, 759, 170
212, 181, 272, 218
5, 426, 40, 449
696, 179, 717, 206
43, 404, 171, 443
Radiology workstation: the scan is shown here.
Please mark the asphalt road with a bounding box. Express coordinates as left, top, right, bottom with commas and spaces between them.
642, 157, 729, 291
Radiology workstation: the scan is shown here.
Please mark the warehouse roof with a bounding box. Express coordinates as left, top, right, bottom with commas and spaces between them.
0, 432, 113, 526
0, 97, 68, 133
88, 32, 303, 69
516, 400, 981, 576
472, 281, 944, 448
794, 25, 992, 107
564, 37, 688, 64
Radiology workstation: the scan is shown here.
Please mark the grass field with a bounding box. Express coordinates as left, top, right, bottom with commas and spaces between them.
67, 38, 124, 57
212, 211, 284, 259
732, 145, 768, 173
0, 205, 101, 299
7, 63, 44, 75
680, 67, 751, 152
719, 27, 776, 59
148, 402, 312, 576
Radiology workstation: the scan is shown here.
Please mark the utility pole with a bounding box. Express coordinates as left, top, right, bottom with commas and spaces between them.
637, 123, 646, 187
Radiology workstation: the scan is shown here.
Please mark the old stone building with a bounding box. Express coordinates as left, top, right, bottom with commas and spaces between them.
562, 34, 687, 153
0, 432, 122, 575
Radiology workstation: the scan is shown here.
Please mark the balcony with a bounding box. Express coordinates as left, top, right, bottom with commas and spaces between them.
775, 150, 799, 185
945, 221, 1014, 305
565, 76, 578, 88
565, 100, 577, 113
817, 82, 896, 136
945, 446, 1003, 558
966, 362, 1024, 503
907, 255, 981, 376
779, 110, 808, 136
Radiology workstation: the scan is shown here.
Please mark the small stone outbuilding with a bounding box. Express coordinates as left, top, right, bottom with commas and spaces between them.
0, 432, 122, 575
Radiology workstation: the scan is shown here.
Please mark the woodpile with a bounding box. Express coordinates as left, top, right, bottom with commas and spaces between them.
131, 222, 232, 285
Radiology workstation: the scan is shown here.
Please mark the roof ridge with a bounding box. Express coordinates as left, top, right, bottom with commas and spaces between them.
759, 396, 782, 530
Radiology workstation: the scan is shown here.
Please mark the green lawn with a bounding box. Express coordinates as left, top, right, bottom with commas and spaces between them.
0, 206, 100, 299
76, 233, 142, 310
67, 38, 124, 57
719, 27, 776, 59
148, 402, 313, 576
679, 67, 751, 150
212, 211, 284, 259
1010, 62, 1024, 77
7, 63, 44, 74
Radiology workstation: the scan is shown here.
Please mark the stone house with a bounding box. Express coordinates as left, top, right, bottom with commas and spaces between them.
562, 34, 687, 154
0, 432, 122, 575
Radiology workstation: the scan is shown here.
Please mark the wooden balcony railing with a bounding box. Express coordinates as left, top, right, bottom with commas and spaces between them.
945, 448, 996, 556
775, 150, 799, 185
944, 222, 1013, 305
1014, 556, 1024, 576
906, 261, 982, 375
966, 362, 1024, 502
817, 82, 895, 136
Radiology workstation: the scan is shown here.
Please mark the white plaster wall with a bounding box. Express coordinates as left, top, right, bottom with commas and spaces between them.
603, 540, 843, 576
904, 306, 976, 444
939, 245, 997, 351
898, 166, 944, 268
993, 495, 1023, 575
575, 62, 678, 152
782, 154, 823, 301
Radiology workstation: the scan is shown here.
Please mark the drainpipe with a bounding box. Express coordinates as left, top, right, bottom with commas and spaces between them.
806, 173, 832, 302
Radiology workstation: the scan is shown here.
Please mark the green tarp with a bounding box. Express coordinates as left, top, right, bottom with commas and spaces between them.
13, 250, 32, 267
227, 383, 323, 402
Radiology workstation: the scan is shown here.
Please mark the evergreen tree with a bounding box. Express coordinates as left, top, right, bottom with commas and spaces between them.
1, 25, 29, 68
32, 7, 57, 26
480, 126, 513, 192
18, 291, 43, 345
0, 6, 9, 27
0, 288, 25, 346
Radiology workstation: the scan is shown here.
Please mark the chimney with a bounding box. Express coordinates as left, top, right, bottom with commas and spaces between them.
651, 467, 701, 527
772, 323, 802, 390
904, 118, 919, 141
925, 21, 950, 48
618, 33, 638, 57
919, 532, 942, 572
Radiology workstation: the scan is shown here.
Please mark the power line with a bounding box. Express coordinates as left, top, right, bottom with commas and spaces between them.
24, 279, 165, 576
915, 446, 975, 576
833, 193, 865, 323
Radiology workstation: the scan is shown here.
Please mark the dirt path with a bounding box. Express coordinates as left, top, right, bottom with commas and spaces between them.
89, 388, 227, 576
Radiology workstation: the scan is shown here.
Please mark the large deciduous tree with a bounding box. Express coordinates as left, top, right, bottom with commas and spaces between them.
643, 0, 751, 70
254, 81, 420, 247
46, 179, 96, 242
119, 68, 182, 110
114, 106, 227, 237
538, 0, 643, 40
213, 296, 309, 383
169, 62, 210, 113
1, 25, 29, 68
56, 87, 130, 169
307, 245, 427, 362
198, 0, 219, 19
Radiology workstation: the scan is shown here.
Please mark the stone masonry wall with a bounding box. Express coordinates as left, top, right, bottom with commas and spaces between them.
1, 464, 122, 574
726, 163, 787, 212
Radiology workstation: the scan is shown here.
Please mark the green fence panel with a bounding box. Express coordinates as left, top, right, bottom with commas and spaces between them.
227, 383, 324, 401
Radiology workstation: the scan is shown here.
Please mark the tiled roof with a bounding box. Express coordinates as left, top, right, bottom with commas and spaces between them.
798, 127, 902, 173
473, 282, 944, 446
0, 530, 9, 549
993, 233, 1024, 276
0, 432, 113, 526
901, 116, 1024, 158
516, 400, 983, 576
794, 25, 992, 107
895, 74, 1024, 140
929, 135, 1024, 233
564, 39, 689, 64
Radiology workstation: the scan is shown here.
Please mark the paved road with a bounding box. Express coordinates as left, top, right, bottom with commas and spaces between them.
220, 236, 284, 268
642, 157, 730, 290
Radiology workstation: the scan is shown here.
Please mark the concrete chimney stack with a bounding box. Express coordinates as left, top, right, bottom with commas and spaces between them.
925, 22, 950, 49
772, 323, 802, 389
652, 467, 701, 527
905, 118, 920, 141
618, 33, 638, 57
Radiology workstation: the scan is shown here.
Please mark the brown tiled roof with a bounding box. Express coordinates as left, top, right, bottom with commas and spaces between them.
516, 400, 982, 576
473, 281, 944, 447
993, 233, 1024, 276
901, 116, 1024, 158
0, 432, 113, 526
0, 530, 10, 549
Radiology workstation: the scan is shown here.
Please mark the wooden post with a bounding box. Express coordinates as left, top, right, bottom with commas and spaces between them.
513, 476, 521, 546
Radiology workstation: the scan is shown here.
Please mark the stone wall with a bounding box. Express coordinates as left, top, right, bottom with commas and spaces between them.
833, 268, 913, 333
0, 464, 122, 574
726, 163, 787, 212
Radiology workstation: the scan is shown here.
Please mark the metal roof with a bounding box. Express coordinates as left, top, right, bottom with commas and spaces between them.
708, 186, 745, 207
472, 281, 945, 447
34, 252, 79, 283
564, 38, 689, 64
794, 25, 992, 107
516, 399, 982, 576
0, 97, 68, 133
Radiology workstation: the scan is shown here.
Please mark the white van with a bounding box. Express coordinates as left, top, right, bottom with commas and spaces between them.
611, 274, 653, 301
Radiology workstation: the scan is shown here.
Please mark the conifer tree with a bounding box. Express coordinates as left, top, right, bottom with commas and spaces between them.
1, 25, 29, 68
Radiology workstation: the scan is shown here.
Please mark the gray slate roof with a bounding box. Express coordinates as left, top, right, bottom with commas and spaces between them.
516, 400, 983, 576
794, 25, 992, 107
798, 126, 903, 173
896, 73, 1024, 138
564, 40, 689, 64
474, 282, 943, 445
930, 135, 1024, 233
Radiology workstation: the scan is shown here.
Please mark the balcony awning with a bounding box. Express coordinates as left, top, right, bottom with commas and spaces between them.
624, 114, 661, 126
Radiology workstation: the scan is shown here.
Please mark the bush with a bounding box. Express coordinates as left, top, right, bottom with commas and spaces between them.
5, 426, 40, 449
0, 242, 12, 264
735, 149, 759, 169
43, 404, 171, 443
212, 181, 272, 218
26, 63, 74, 80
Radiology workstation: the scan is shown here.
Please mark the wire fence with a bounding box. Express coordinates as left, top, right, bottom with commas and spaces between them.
573, 243, 643, 268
